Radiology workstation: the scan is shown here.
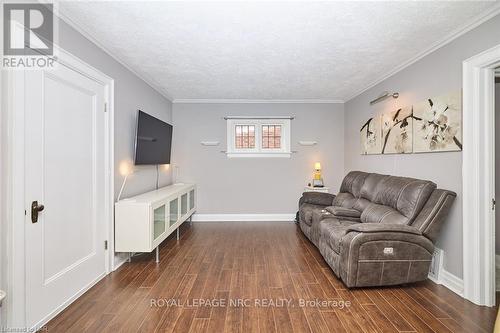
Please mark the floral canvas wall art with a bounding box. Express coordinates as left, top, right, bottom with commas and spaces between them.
412, 91, 462, 153
360, 90, 462, 155
381, 106, 413, 154
360, 115, 382, 155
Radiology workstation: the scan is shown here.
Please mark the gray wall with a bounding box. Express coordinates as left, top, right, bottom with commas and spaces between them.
57, 19, 173, 265
496, 80, 500, 254
58, 19, 173, 200
172, 103, 345, 214
344, 15, 500, 278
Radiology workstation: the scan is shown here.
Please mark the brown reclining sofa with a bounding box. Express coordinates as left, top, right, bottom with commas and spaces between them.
298, 171, 456, 287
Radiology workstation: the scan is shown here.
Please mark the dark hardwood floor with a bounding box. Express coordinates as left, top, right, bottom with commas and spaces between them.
46, 222, 498, 332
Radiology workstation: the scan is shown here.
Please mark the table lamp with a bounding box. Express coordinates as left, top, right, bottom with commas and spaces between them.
313, 162, 324, 187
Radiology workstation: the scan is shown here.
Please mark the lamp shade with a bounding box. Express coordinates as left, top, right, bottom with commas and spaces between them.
314, 162, 321, 170
119, 161, 133, 176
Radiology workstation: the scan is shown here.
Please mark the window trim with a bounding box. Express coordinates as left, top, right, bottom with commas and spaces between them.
226, 118, 291, 158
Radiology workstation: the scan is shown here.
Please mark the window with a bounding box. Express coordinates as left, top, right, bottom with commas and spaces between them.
226, 118, 291, 158
262, 125, 281, 149
235, 125, 255, 149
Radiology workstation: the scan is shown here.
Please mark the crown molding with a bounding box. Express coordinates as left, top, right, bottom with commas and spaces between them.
172, 99, 344, 104
56, 7, 174, 102
345, 2, 500, 102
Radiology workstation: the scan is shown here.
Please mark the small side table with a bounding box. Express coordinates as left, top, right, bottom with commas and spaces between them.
304, 186, 330, 193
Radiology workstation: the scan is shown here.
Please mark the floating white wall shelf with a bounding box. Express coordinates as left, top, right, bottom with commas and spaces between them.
200, 141, 220, 146
298, 141, 318, 146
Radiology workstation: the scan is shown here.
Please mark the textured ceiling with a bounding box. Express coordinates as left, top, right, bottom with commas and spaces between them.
59, 1, 499, 101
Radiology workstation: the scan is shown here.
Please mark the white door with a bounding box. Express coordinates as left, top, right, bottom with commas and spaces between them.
24, 61, 108, 327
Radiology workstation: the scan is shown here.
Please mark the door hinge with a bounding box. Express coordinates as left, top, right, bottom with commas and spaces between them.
493, 198, 496, 210
104, 103, 107, 113
104, 240, 108, 250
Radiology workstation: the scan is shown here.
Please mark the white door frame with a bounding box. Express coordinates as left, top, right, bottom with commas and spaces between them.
463, 43, 500, 307
2, 45, 115, 328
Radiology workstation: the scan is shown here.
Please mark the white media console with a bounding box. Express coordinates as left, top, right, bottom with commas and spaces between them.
115, 183, 196, 261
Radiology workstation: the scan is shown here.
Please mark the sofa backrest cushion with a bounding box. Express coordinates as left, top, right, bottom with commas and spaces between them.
339, 171, 370, 197
360, 203, 409, 224
373, 176, 436, 222
329, 171, 455, 240
336, 171, 437, 225
332, 192, 357, 209
359, 173, 389, 201
352, 198, 371, 212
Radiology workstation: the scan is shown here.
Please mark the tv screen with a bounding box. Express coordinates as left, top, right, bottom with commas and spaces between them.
134, 110, 172, 165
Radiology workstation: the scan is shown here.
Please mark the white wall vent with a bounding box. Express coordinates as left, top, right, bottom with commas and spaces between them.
429, 248, 443, 281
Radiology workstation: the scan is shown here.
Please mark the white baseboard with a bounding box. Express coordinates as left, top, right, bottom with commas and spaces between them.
192, 213, 296, 222
427, 247, 463, 297
438, 269, 464, 297
427, 274, 439, 285
428, 269, 463, 296
113, 254, 129, 271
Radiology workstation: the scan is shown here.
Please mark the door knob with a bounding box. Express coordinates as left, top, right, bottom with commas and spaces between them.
31, 201, 45, 223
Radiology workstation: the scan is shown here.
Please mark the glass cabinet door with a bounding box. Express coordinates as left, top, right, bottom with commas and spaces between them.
169, 198, 178, 227
181, 193, 188, 216
153, 205, 166, 240
189, 189, 195, 210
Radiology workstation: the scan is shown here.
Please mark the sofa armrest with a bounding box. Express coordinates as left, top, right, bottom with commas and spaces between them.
299, 192, 335, 207
339, 224, 434, 287
344, 223, 422, 235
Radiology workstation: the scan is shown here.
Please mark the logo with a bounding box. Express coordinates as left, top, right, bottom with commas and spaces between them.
2, 2, 57, 69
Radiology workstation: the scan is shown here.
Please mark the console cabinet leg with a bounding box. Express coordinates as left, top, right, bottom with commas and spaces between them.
155, 247, 159, 263
177, 227, 180, 240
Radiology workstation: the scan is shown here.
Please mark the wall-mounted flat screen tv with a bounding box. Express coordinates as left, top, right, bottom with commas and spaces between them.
134, 110, 172, 165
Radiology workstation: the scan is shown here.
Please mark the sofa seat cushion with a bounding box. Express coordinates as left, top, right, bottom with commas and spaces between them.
311, 208, 335, 225
319, 218, 359, 253
326, 206, 361, 219
300, 203, 325, 226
